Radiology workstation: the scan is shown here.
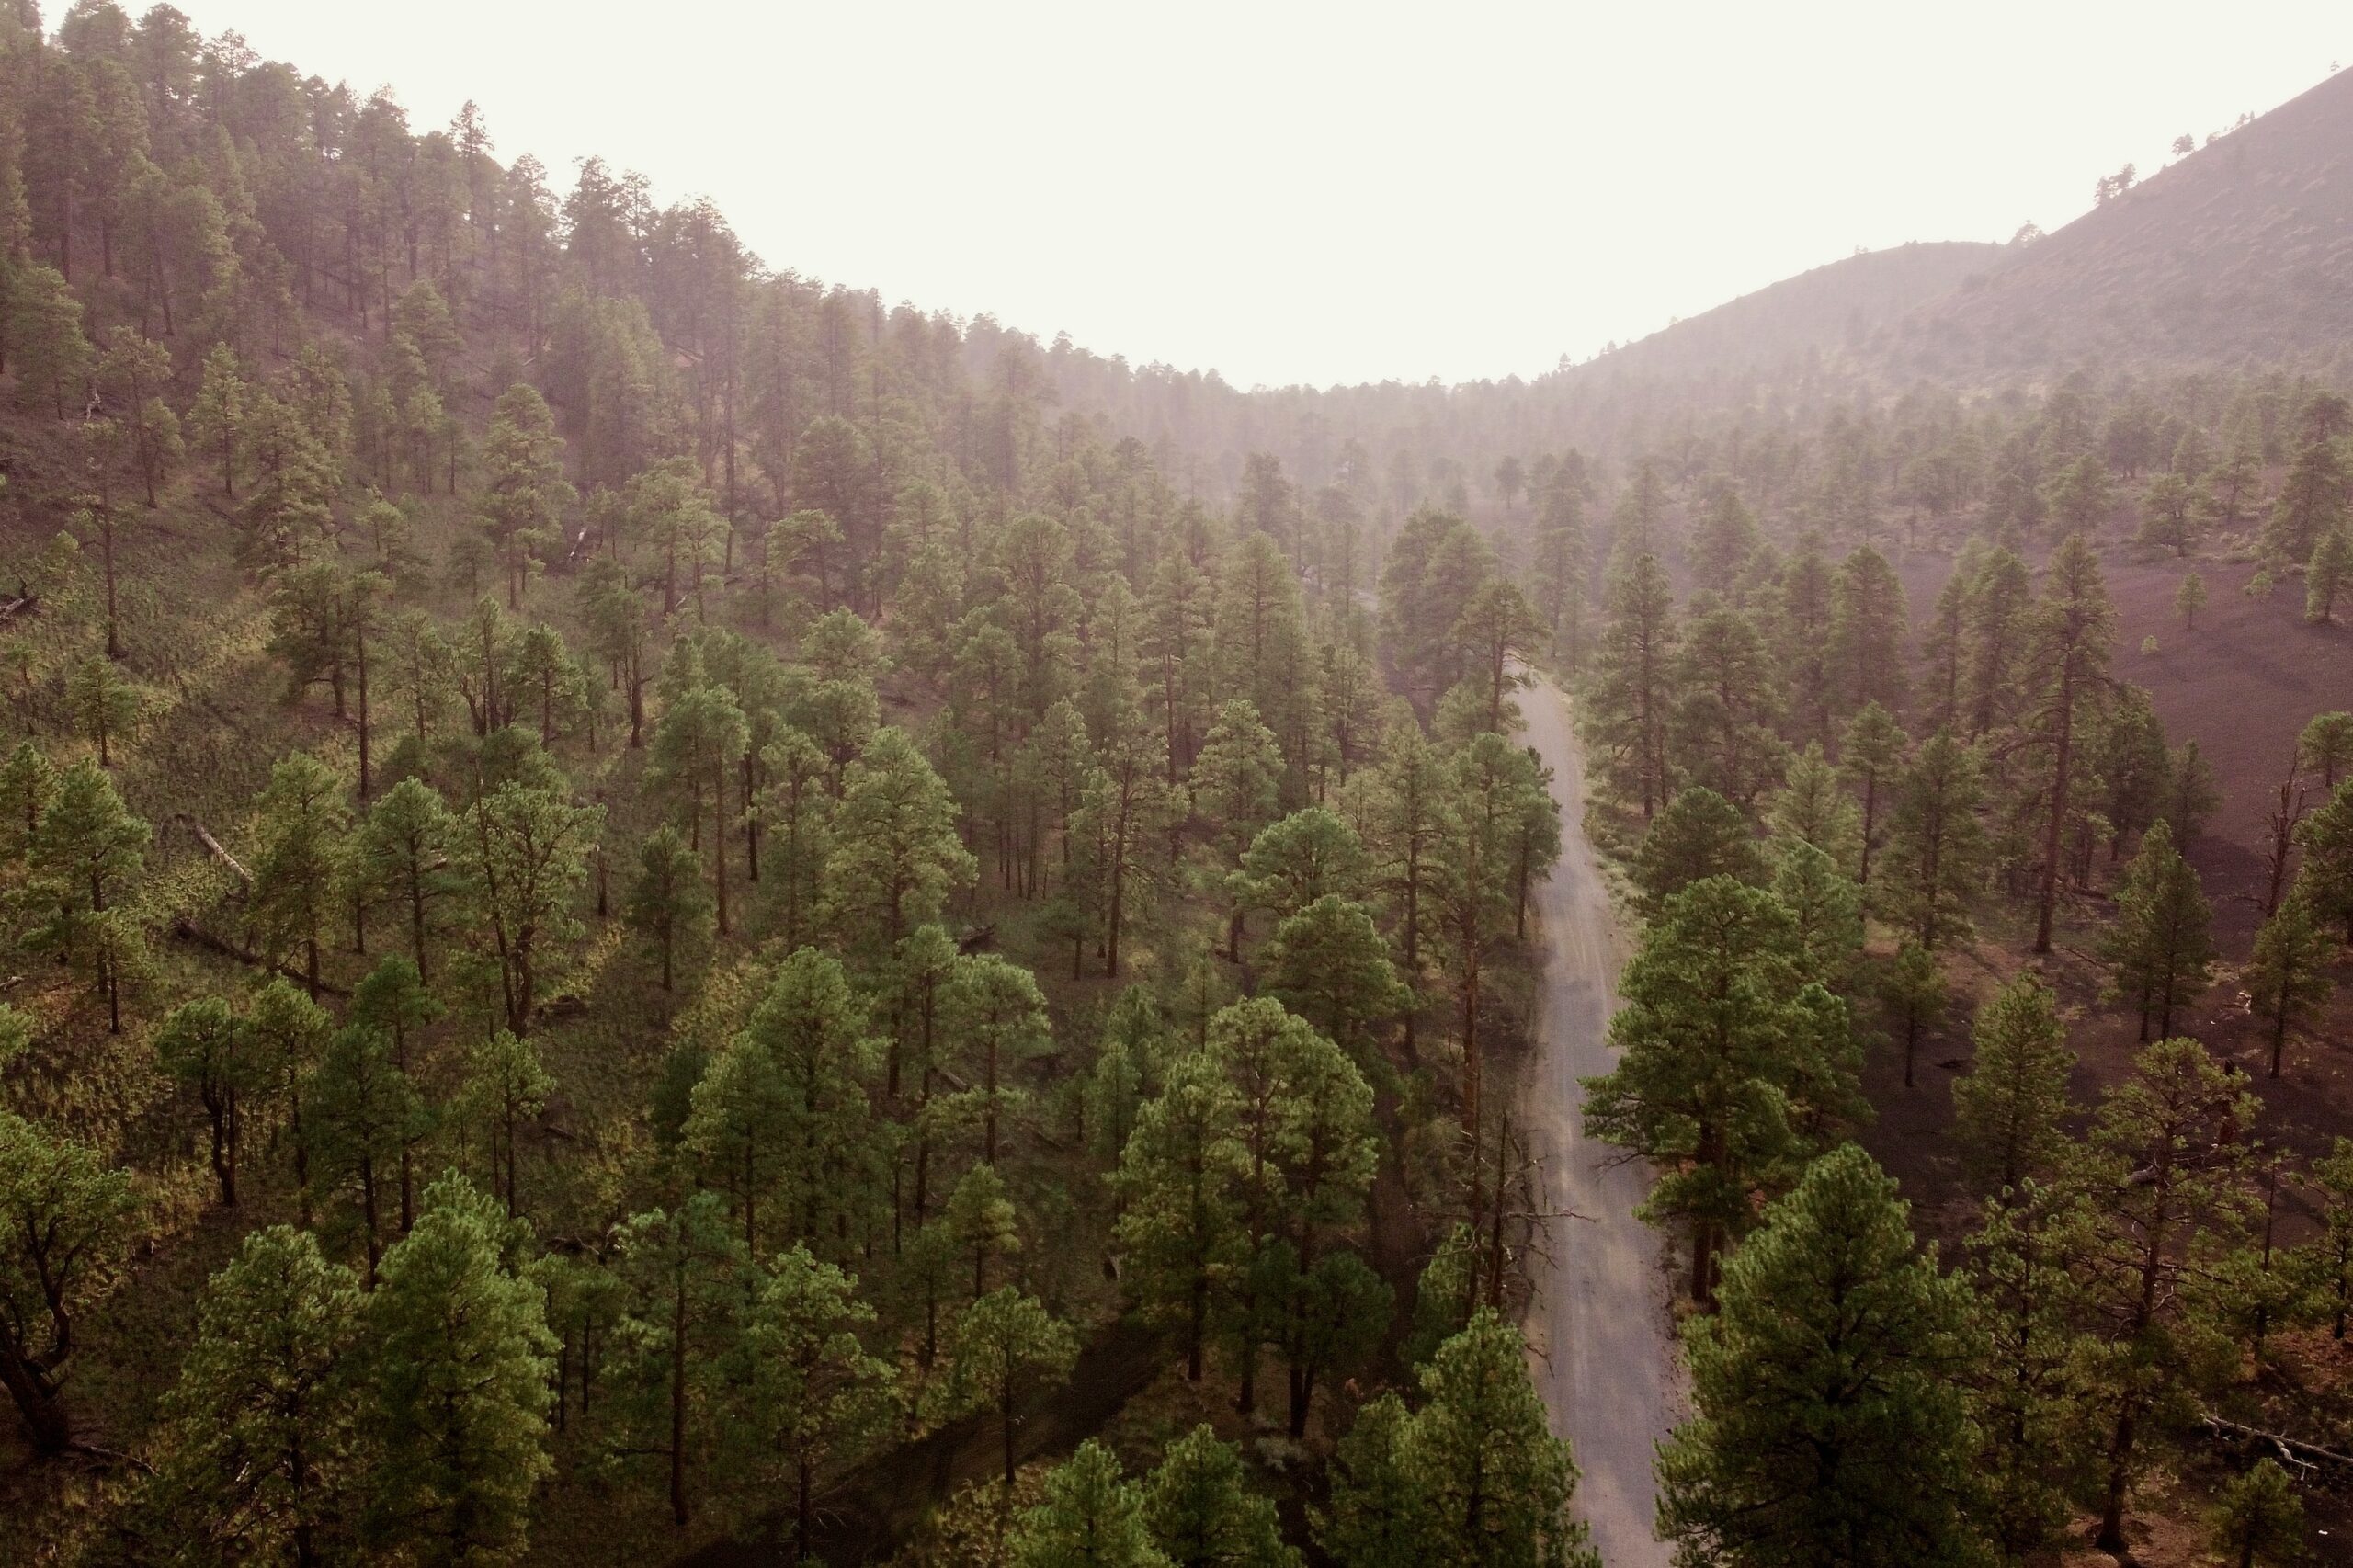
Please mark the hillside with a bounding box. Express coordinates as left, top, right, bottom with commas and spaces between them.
1893, 66, 2353, 375
6, 8, 2353, 1568
1576, 239, 2007, 384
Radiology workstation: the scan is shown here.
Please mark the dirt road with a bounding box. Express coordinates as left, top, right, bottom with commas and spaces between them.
1518, 677, 1685, 1568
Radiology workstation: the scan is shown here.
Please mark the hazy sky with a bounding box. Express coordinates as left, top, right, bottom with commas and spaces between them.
170, 1, 2350, 390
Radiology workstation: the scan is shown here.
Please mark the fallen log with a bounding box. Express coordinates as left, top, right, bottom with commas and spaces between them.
170, 917, 347, 996
2203, 1413, 2353, 1473
0, 593, 34, 623
177, 816, 252, 887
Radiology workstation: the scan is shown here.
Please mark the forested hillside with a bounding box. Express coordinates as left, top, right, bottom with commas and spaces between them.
0, 5, 1596, 1565
6, 4, 2353, 1567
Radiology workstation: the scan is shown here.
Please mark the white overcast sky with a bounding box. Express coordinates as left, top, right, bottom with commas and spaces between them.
164, 1, 2351, 390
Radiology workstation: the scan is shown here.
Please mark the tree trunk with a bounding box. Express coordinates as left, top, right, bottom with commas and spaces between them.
2034, 674, 2076, 954
356, 619, 372, 801
712, 761, 730, 937
671, 1268, 690, 1527
0, 1346, 73, 1455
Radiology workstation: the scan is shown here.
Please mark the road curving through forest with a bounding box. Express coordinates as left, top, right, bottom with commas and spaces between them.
1518, 676, 1686, 1568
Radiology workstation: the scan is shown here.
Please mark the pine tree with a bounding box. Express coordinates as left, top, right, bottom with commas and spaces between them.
28, 757, 149, 1032
1233, 807, 1367, 927
1450, 578, 1541, 734
2024, 534, 2116, 953
150, 1226, 363, 1567
153, 994, 256, 1206
1961, 1180, 2095, 1564
1765, 744, 1861, 871
947, 1163, 1022, 1300
2246, 887, 2332, 1077
1435, 733, 1554, 1175
697, 945, 879, 1256
0, 740, 57, 865
97, 325, 180, 506
1379, 510, 1491, 698
1631, 786, 1764, 917
237, 392, 340, 571
2305, 1138, 2353, 1341
1920, 555, 1971, 734
760, 724, 835, 949
475, 383, 575, 608
2175, 571, 2207, 630
649, 675, 749, 934
456, 778, 601, 1036
608, 1192, 750, 1528
1142, 1424, 1300, 1568
2262, 398, 2350, 562
1013, 1439, 1170, 1568
2301, 711, 2353, 792
250, 751, 351, 997
1406, 1310, 1596, 1568
1256, 1241, 1390, 1440
1961, 546, 2032, 742
1950, 973, 2075, 1196
1529, 473, 1591, 667
350, 777, 461, 982
1881, 731, 1987, 951
2160, 738, 2221, 845
66, 653, 138, 767
349, 956, 442, 1233
1352, 700, 1447, 999
2207, 1460, 2304, 1568
1584, 877, 1861, 1303
2099, 820, 2214, 1040
245, 979, 333, 1224
1836, 702, 1907, 888
823, 726, 975, 951
1826, 545, 1908, 722
2137, 471, 2198, 556
1318, 1393, 1435, 1568
2091, 686, 2171, 860
1777, 534, 1836, 745
1074, 684, 1179, 977
1193, 699, 1285, 954
463, 1028, 552, 1220
2309, 528, 2353, 623
1586, 544, 1677, 815
2075, 1039, 2260, 1552
1668, 598, 1784, 809
941, 953, 1051, 1167
2042, 452, 2115, 536
507, 622, 584, 748
6, 261, 91, 416
0, 1109, 135, 1453
1657, 1144, 1984, 1568
1202, 997, 1379, 1423
1690, 481, 1759, 597
581, 558, 652, 746
1258, 895, 1409, 1068
625, 823, 711, 991
924, 1287, 1079, 1489
2297, 777, 2353, 941
1116, 1048, 1248, 1381
1879, 938, 1945, 1089
312, 1023, 427, 1282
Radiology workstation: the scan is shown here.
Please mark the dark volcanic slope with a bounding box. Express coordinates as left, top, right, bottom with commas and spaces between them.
1586, 240, 2006, 383
1896, 67, 2353, 375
